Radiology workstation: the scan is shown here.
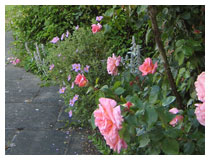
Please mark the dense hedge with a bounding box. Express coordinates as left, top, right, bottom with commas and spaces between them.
7, 5, 205, 155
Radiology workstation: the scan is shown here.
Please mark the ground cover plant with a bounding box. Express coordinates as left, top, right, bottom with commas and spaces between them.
6, 5, 205, 155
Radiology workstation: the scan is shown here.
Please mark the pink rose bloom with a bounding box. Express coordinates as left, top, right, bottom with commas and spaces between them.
139, 58, 158, 76
91, 24, 102, 33
169, 108, 179, 114
195, 102, 205, 126
74, 74, 88, 87
15, 59, 20, 64
195, 72, 205, 102
107, 54, 121, 76
94, 98, 127, 153
169, 115, 183, 127
50, 36, 59, 44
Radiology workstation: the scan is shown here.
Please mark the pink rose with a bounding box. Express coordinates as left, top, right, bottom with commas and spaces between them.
169, 108, 179, 114
195, 72, 205, 102
169, 115, 183, 127
139, 58, 158, 76
94, 98, 127, 153
195, 102, 205, 126
107, 54, 121, 76
74, 74, 88, 87
91, 24, 102, 33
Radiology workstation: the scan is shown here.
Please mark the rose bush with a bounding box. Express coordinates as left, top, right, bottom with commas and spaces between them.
90, 6, 204, 154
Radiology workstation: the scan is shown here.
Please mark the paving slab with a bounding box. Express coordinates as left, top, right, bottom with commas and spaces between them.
6, 79, 41, 94
6, 130, 69, 155
5, 92, 35, 103
5, 65, 28, 80
6, 103, 60, 129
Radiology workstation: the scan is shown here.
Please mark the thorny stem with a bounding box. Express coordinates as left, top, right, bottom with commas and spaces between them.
148, 6, 184, 110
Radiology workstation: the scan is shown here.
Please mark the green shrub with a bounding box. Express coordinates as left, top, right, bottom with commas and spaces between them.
46, 27, 112, 126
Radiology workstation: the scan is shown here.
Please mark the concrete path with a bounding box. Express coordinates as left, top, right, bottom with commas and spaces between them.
5, 31, 99, 155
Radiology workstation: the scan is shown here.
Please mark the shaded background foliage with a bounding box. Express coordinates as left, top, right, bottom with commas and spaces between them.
6, 5, 205, 155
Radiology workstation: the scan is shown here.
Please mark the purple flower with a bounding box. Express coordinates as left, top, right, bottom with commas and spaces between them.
61, 33, 65, 41
58, 53, 61, 57
71, 82, 74, 89
96, 16, 103, 22
49, 64, 54, 70
76, 49, 78, 53
72, 64, 81, 72
59, 87, 66, 94
84, 65, 90, 73
73, 94, 79, 102
72, 64, 77, 70
68, 75, 71, 81
69, 110, 72, 117
66, 30, 70, 38
75, 25, 79, 30
69, 99, 75, 107
50, 36, 59, 44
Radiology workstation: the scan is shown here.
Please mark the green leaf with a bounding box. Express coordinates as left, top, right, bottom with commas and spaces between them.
100, 85, 109, 92
183, 141, 195, 154
86, 86, 94, 94
146, 28, 152, 45
104, 24, 112, 34
162, 96, 176, 107
91, 113, 96, 130
104, 8, 114, 17
126, 114, 138, 126
161, 138, 179, 154
139, 135, 150, 148
162, 8, 169, 14
145, 107, 158, 127
177, 52, 185, 65
95, 77, 99, 85
176, 39, 185, 47
183, 46, 194, 57
114, 87, 125, 95
149, 85, 160, 104
156, 107, 172, 128
137, 5, 148, 15
112, 81, 121, 90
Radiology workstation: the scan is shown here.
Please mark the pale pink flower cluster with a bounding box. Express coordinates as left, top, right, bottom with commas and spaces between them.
194, 72, 205, 126
7, 57, 20, 65
94, 98, 127, 153
169, 107, 183, 127
107, 54, 121, 76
